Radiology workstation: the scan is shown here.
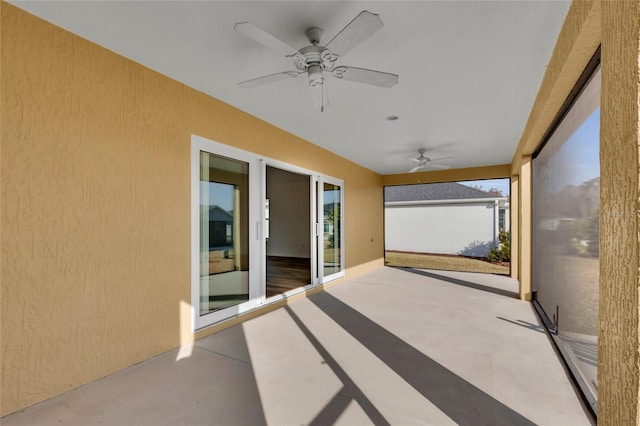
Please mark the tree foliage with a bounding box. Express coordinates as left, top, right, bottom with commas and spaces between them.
536, 177, 599, 257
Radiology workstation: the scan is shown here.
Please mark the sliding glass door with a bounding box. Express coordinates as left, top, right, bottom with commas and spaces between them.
192, 135, 344, 329
318, 177, 344, 283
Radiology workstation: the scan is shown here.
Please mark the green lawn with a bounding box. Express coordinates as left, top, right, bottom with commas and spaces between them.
385, 251, 510, 275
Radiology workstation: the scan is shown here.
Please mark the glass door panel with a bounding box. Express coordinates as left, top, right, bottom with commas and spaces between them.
199, 152, 250, 315
321, 180, 343, 281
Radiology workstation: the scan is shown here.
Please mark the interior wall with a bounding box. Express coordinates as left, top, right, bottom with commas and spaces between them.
266, 167, 311, 258
0, 4, 384, 415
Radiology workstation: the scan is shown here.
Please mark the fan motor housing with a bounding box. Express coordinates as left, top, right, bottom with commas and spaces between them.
299, 45, 324, 64
307, 64, 323, 81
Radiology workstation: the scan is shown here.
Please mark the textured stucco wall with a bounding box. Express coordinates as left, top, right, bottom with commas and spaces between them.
510, 175, 520, 280
0, 4, 383, 415
382, 164, 510, 187
518, 158, 532, 301
599, 0, 640, 423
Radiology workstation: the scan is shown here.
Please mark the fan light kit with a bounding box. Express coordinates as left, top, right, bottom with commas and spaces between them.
234, 11, 399, 112
409, 149, 454, 173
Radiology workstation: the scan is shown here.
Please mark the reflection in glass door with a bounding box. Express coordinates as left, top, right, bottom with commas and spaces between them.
322, 180, 343, 280
199, 152, 250, 315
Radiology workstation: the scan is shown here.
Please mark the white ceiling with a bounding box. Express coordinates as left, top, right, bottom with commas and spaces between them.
10, 1, 571, 175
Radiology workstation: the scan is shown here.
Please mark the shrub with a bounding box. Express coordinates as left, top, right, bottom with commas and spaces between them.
488, 231, 510, 262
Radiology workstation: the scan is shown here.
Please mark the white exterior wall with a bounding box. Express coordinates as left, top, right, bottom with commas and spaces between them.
385, 201, 500, 256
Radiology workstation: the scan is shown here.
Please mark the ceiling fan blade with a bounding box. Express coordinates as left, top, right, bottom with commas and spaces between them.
425, 163, 451, 170
309, 78, 329, 112
234, 22, 299, 56
409, 166, 423, 173
429, 156, 454, 162
332, 66, 398, 88
409, 157, 422, 163
238, 71, 301, 89
325, 10, 383, 58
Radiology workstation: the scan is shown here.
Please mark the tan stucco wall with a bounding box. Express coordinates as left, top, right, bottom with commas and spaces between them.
0, 4, 383, 415
382, 164, 510, 187
509, 175, 519, 281
517, 158, 532, 301
599, 0, 640, 423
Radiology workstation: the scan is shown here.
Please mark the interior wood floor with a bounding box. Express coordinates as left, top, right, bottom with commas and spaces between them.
266, 256, 311, 298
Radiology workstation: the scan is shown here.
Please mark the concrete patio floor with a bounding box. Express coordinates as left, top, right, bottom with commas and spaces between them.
3, 267, 594, 425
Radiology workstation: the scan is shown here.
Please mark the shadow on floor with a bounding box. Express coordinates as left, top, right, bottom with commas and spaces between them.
309, 291, 535, 426
285, 306, 391, 426
396, 267, 519, 299
497, 317, 546, 333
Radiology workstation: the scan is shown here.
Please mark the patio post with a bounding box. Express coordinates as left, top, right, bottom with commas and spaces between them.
598, 0, 640, 423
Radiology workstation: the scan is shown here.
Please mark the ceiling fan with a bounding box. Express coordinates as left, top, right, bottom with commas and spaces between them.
409, 149, 454, 173
234, 10, 399, 112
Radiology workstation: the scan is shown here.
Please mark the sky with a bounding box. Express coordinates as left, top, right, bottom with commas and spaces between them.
205, 182, 235, 211
542, 107, 599, 192
460, 178, 510, 197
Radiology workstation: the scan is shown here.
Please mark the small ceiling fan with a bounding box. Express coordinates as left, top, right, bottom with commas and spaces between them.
409, 149, 454, 173
234, 10, 398, 112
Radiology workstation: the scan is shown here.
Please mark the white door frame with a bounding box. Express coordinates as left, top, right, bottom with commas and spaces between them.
318, 175, 345, 283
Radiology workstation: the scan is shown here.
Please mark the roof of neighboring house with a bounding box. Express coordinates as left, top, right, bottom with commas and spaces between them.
385, 182, 502, 202
208, 205, 233, 221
